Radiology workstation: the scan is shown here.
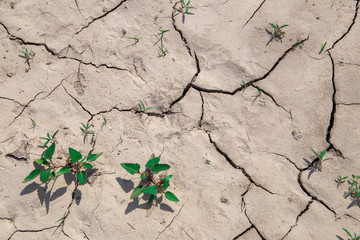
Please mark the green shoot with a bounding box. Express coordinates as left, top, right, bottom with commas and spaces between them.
342, 228, 360, 240
310, 148, 330, 170
293, 38, 304, 48
336, 175, 348, 188
137, 100, 155, 112
242, 80, 248, 89
101, 116, 107, 130
121, 154, 179, 204
204, 159, 211, 165
319, 41, 327, 54
55, 212, 68, 223
128, 37, 139, 43
252, 86, 262, 105
40, 130, 59, 148
344, 174, 360, 199
19, 48, 35, 67
80, 122, 94, 144
121, 28, 127, 37
157, 29, 169, 36
30, 118, 36, 130
179, 0, 194, 14
256, 86, 262, 94
267, 23, 288, 44
159, 42, 167, 56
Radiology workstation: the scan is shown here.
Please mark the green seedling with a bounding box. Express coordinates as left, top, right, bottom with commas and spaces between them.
310, 148, 330, 169
40, 130, 59, 148
55, 212, 68, 223
293, 38, 304, 48
22, 140, 102, 185
319, 41, 327, 54
128, 37, 139, 42
19, 48, 35, 67
159, 41, 167, 56
30, 118, 36, 130
157, 29, 170, 36
342, 228, 360, 240
204, 159, 211, 165
336, 175, 349, 188
252, 86, 262, 105
266, 23, 288, 45
137, 100, 154, 112
121, 154, 179, 204
80, 122, 94, 143
179, 0, 194, 14
344, 174, 360, 199
121, 28, 127, 37
256, 86, 262, 94
102, 116, 107, 126
242, 80, 248, 89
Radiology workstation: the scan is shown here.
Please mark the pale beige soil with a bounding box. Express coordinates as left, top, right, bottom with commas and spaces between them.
0, 0, 359, 239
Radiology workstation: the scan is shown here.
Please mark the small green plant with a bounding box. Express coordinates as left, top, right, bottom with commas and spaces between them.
252, 86, 262, 105
22, 140, 102, 185
137, 100, 154, 112
80, 122, 94, 143
319, 41, 327, 54
121, 154, 179, 204
121, 28, 127, 37
157, 29, 170, 37
156, 29, 169, 57
342, 228, 360, 240
336, 175, 349, 188
267, 23, 288, 44
30, 117, 36, 130
310, 148, 330, 169
293, 38, 304, 48
179, 0, 194, 14
204, 159, 211, 165
256, 86, 262, 94
242, 80, 248, 89
40, 130, 59, 148
159, 41, 167, 56
343, 175, 360, 199
19, 48, 35, 67
128, 37, 139, 43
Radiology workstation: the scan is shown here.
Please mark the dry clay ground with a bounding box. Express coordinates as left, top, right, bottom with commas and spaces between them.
0, 0, 359, 239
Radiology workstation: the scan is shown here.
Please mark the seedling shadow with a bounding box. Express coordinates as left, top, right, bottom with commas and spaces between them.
18, 54, 31, 68
346, 198, 360, 209
116, 177, 134, 193
303, 158, 322, 179
125, 195, 174, 214
265, 29, 284, 46
336, 236, 345, 240
20, 167, 77, 213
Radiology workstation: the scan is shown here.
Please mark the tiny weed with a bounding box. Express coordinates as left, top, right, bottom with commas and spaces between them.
55, 212, 68, 223
40, 130, 59, 148
128, 37, 139, 43
121, 154, 179, 204
242, 80, 248, 89
121, 28, 127, 37
342, 228, 360, 240
256, 86, 262, 94
204, 159, 211, 165
179, 0, 194, 14
159, 42, 167, 56
156, 29, 169, 57
23, 136, 103, 186
30, 117, 36, 130
293, 38, 304, 48
319, 41, 327, 54
80, 122, 94, 144
137, 100, 154, 112
310, 148, 330, 170
336, 175, 348, 188
252, 86, 262, 105
19, 48, 35, 67
101, 116, 107, 130
157, 29, 170, 37
343, 174, 360, 199
266, 23, 288, 45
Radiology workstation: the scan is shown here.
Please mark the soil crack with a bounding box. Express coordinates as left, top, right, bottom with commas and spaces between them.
156, 202, 186, 240
242, 0, 267, 29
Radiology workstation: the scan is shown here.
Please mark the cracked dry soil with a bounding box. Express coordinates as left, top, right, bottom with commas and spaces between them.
0, 0, 359, 239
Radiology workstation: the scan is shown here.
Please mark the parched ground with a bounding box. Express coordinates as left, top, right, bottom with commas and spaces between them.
0, 0, 359, 239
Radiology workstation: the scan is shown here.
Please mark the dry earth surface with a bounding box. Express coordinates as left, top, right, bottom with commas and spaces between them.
0, 0, 360, 239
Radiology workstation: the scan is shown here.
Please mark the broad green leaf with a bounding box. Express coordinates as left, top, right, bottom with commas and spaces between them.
162, 180, 169, 191
320, 149, 327, 159
22, 169, 41, 183
40, 169, 51, 182
50, 171, 56, 180
69, 148, 82, 163
145, 156, 160, 170
121, 163, 140, 175
141, 185, 159, 195
57, 167, 71, 176
165, 191, 179, 202
83, 162, 93, 169
76, 171, 87, 185
44, 143, 55, 160
87, 152, 102, 162
162, 175, 173, 181
35, 158, 48, 165
152, 164, 170, 174
148, 194, 156, 203
130, 185, 143, 199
